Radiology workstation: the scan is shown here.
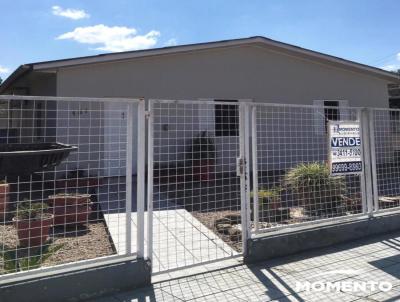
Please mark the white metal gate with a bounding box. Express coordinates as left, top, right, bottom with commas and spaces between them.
250, 103, 367, 234
147, 100, 249, 273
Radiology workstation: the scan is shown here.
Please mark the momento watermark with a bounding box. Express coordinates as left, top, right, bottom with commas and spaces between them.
295, 270, 393, 293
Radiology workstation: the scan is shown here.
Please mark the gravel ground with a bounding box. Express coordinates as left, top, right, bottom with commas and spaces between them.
0, 221, 115, 274
193, 210, 242, 252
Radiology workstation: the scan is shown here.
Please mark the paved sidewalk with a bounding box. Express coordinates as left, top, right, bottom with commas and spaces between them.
91, 231, 400, 301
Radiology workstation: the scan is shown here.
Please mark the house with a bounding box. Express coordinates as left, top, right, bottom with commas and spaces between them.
1, 36, 399, 175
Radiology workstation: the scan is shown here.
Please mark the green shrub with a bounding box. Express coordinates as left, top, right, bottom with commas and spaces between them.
1, 244, 64, 274
284, 162, 346, 214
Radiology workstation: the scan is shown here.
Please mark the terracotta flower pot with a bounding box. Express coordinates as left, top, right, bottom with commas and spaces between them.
193, 160, 215, 182
48, 194, 92, 227
13, 215, 53, 247
0, 183, 9, 221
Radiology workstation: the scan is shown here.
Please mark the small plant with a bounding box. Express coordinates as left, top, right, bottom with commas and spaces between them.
251, 187, 288, 222
284, 162, 346, 215
1, 244, 64, 274
13, 201, 53, 247
187, 131, 216, 161
257, 188, 281, 202
15, 201, 49, 221
251, 188, 281, 208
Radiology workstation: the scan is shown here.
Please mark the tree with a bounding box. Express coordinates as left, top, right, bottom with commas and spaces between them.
0, 77, 2, 85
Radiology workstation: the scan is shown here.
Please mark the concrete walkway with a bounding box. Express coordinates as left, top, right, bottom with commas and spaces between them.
90, 231, 400, 301
104, 209, 238, 273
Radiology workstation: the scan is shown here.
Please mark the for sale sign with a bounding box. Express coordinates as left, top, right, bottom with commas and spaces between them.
328, 121, 363, 175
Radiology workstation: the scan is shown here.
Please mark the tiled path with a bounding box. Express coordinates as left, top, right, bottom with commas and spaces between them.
91, 231, 400, 301
104, 209, 238, 273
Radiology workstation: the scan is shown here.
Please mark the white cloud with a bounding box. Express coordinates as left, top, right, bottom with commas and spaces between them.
381, 64, 400, 71
56, 24, 160, 52
397, 53, 400, 61
0, 65, 10, 74
52, 5, 90, 20
164, 38, 178, 47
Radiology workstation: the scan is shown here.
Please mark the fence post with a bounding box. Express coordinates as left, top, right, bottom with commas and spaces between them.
251, 106, 259, 232
360, 108, 374, 216
125, 103, 134, 255
244, 104, 252, 248
368, 109, 379, 212
146, 101, 154, 265
136, 100, 146, 258
239, 103, 249, 255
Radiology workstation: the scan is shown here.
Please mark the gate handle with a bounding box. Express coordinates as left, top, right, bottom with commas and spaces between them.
237, 157, 244, 176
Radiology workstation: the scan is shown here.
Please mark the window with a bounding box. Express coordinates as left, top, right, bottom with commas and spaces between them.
214, 100, 239, 136
389, 99, 400, 132
324, 100, 340, 131
313, 100, 348, 135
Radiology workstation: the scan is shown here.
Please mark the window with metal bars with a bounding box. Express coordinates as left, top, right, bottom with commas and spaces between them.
214, 100, 239, 136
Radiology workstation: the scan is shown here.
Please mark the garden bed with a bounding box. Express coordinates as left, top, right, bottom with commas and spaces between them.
193, 205, 362, 253
0, 221, 114, 274
193, 210, 242, 252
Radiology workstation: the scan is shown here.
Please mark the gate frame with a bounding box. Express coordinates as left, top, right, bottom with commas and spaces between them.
146, 99, 250, 273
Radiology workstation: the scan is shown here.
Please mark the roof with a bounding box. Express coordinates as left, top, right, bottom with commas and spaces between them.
1, 36, 400, 93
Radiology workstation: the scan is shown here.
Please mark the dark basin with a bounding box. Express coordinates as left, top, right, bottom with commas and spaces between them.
0, 143, 77, 176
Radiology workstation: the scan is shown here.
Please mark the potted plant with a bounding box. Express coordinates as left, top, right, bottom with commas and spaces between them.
48, 193, 92, 227
284, 162, 346, 216
0, 180, 9, 221
251, 188, 289, 223
13, 201, 53, 247
187, 131, 216, 182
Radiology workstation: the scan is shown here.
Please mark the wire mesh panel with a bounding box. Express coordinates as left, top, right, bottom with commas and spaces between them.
371, 108, 400, 211
251, 104, 364, 232
0, 96, 139, 278
149, 100, 243, 273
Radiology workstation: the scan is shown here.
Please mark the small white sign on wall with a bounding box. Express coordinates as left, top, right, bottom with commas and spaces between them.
328, 121, 363, 175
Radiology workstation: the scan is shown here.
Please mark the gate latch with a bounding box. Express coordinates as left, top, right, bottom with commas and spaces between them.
236, 157, 245, 176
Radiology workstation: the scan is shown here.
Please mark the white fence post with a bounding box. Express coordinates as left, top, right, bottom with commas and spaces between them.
244, 104, 252, 248
361, 108, 374, 216
358, 109, 368, 215
239, 103, 248, 254
368, 109, 379, 212
137, 100, 146, 258
251, 106, 259, 232
125, 103, 134, 255
146, 101, 154, 265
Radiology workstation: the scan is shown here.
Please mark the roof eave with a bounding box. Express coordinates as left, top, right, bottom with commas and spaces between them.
0, 65, 32, 94
30, 36, 400, 83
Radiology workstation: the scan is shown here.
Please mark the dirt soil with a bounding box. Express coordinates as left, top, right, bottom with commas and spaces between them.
193, 210, 243, 252
0, 221, 114, 274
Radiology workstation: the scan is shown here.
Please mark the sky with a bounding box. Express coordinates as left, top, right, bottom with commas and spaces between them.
1, 0, 400, 80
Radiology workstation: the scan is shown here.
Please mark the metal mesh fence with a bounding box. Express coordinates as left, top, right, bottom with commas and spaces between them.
0, 97, 138, 277
150, 100, 242, 273
371, 108, 400, 211
251, 104, 364, 231
2, 96, 399, 278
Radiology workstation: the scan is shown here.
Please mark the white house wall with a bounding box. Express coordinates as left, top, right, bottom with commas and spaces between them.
53, 45, 391, 174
